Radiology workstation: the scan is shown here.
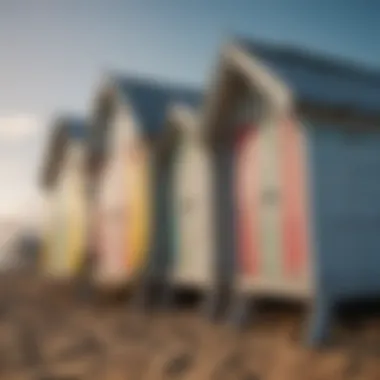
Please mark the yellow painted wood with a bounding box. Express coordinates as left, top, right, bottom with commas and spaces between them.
127, 146, 151, 275
66, 169, 87, 274
44, 184, 68, 277
42, 194, 59, 275
42, 146, 87, 279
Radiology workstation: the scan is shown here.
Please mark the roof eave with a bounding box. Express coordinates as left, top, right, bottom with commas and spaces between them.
39, 124, 69, 190
298, 100, 380, 129
224, 43, 292, 112
201, 42, 294, 143
155, 104, 196, 160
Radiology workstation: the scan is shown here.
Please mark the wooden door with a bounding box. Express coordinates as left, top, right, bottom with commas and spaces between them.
173, 139, 214, 287
236, 120, 310, 297
258, 122, 283, 280
96, 153, 128, 285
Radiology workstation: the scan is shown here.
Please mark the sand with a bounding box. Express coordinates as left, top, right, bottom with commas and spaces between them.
0, 275, 380, 379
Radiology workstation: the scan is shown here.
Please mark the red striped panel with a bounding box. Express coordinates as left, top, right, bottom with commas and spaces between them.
235, 126, 260, 276
280, 119, 308, 278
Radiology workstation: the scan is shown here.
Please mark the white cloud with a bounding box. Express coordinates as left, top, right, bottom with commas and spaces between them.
0, 114, 42, 143
0, 114, 47, 218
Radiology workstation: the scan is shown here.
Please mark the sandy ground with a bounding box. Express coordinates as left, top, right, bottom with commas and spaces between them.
0, 275, 380, 379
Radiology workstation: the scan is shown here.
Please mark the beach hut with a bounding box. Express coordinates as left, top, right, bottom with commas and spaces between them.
40, 116, 88, 281
87, 74, 200, 290
201, 37, 380, 345
150, 103, 215, 306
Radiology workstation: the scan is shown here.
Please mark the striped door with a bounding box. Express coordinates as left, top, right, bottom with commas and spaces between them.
96, 155, 128, 284
236, 119, 310, 293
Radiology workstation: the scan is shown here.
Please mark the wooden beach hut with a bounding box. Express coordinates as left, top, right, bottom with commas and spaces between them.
149, 102, 215, 306
40, 116, 88, 280
201, 37, 380, 345
87, 74, 200, 290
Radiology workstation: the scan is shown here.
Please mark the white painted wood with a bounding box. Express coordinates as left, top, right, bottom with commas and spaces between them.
257, 122, 283, 278
172, 123, 214, 289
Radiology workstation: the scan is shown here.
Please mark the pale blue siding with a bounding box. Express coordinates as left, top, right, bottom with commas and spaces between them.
308, 123, 380, 299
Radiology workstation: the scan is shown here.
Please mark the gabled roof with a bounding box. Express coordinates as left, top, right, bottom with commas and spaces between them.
89, 74, 202, 174
236, 37, 380, 115
40, 116, 88, 189
111, 74, 202, 137
156, 104, 198, 161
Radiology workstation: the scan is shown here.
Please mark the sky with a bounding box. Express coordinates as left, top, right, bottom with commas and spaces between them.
0, 0, 380, 218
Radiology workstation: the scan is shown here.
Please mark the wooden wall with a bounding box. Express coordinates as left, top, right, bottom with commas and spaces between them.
235, 118, 311, 298
171, 128, 215, 288
43, 143, 87, 279
94, 106, 152, 286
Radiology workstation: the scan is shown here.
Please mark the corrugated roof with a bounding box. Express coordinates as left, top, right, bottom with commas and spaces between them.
113, 75, 202, 136
236, 37, 380, 114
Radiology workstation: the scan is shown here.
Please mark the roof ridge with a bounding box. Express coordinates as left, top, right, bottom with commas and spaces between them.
108, 70, 200, 94
101, 72, 202, 137
235, 36, 380, 86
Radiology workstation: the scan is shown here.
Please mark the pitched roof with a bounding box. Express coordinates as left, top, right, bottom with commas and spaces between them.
112, 74, 202, 136
236, 37, 380, 115
40, 116, 88, 188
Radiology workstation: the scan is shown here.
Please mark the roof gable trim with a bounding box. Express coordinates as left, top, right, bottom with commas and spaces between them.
224, 43, 292, 112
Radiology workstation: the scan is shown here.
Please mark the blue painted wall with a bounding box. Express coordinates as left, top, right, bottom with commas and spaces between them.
307, 122, 380, 300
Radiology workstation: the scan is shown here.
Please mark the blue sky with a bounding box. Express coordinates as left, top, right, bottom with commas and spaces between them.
0, 0, 379, 217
